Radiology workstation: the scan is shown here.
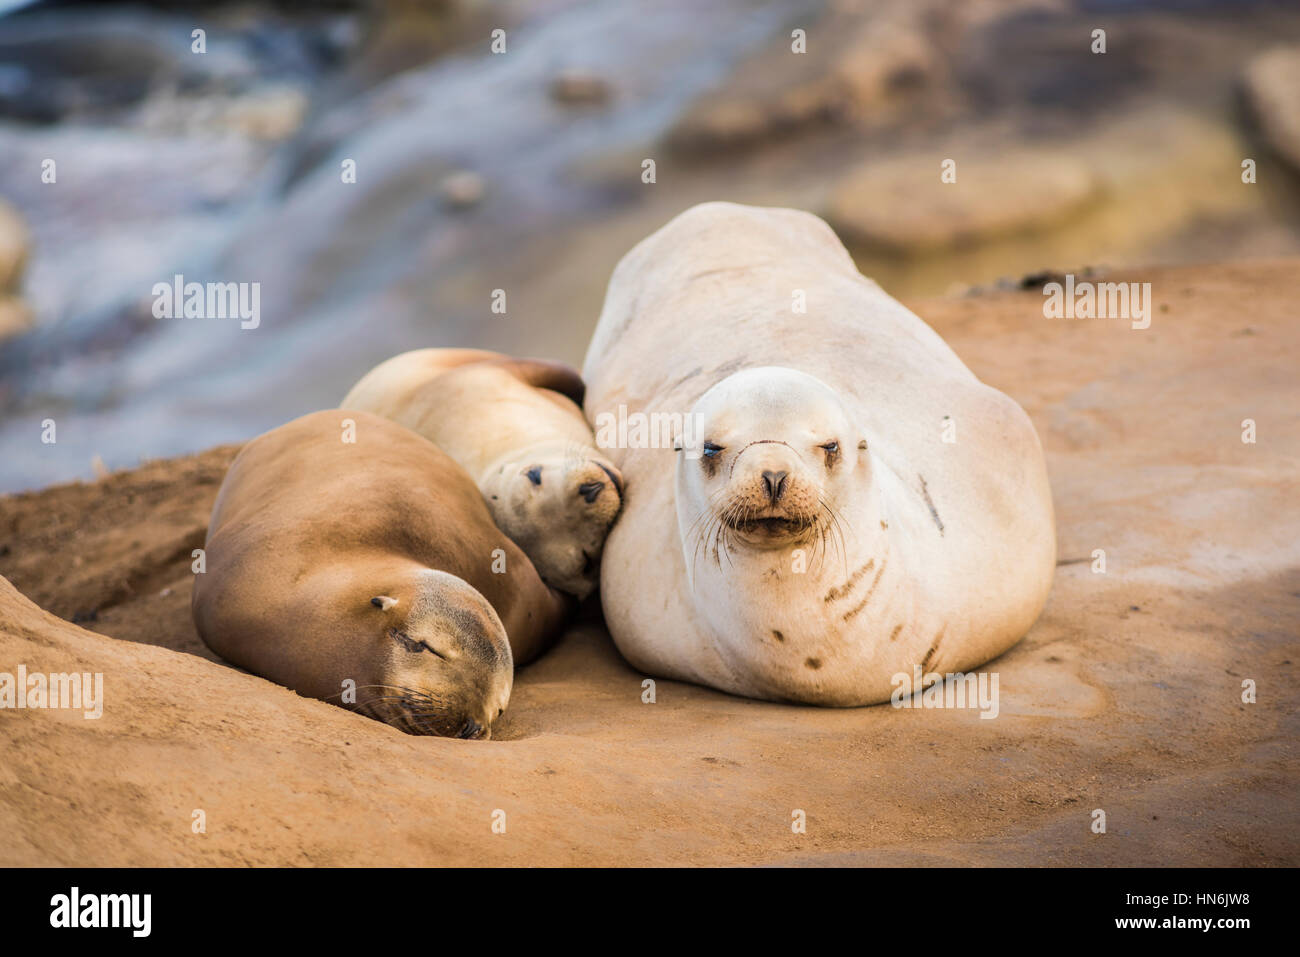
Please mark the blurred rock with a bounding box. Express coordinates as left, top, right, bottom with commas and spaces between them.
550, 67, 611, 105
224, 86, 309, 140
132, 84, 309, 140
827, 152, 1098, 254
1242, 46, 1300, 174
668, 1, 936, 152
0, 200, 28, 291
346, 0, 466, 88
667, 0, 1065, 153
0, 26, 182, 123
440, 170, 486, 209
0, 200, 33, 343
0, 298, 33, 343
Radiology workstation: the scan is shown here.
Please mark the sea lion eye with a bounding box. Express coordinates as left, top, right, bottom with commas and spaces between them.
389, 628, 445, 658
819, 441, 839, 454
702, 442, 723, 459
526, 466, 542, 486
389, 628, 423, 653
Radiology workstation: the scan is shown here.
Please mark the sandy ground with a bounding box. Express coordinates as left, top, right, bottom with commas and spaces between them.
1, 258, 1297, 866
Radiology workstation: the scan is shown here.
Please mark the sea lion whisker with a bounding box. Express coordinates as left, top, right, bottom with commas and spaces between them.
685, 486, 730, 543
327, 686, 403, 696
324, 682, 408, 702
365, 701, 411, 733
818, 497, 850, 578
687, 488, 732, 584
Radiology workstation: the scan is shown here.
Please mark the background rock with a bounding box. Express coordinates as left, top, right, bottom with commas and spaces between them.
549, 66, 611, 105
0, 200, 32, 343
1242, 45, 1300, 173
827, 151, 1098, 254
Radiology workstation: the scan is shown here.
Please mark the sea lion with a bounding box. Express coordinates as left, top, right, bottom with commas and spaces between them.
191, 410, 570, 738
341, 348, 622, 599
582, 202, 1056, 705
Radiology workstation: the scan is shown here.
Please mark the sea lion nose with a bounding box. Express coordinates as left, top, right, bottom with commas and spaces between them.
578, 480, 604, 503
761, 470, 788, 503
457, 718, 483, 739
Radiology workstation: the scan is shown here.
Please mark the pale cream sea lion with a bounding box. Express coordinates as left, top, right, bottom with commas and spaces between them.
192, 410, 570, 738
582, 202, 1056, 705
341, 348, 623, 599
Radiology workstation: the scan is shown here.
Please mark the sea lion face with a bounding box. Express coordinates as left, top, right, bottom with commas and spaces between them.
678, 367, 866, 556
489, 447, 623, 599
360, 572, 513, 739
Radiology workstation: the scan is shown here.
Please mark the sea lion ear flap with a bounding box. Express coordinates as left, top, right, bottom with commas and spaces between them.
858, 439, 868, 451
494, 357, 586, 406
370, 596, 399, 611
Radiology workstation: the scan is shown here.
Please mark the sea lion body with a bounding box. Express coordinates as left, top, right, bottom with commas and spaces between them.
191, 410, 569, 737
583, 202, 1055, 705
342, 349, 622, 599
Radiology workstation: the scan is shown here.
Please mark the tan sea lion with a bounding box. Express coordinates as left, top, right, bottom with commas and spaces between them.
582, 202, 1056, 705
341, 348, 622, 599
191, 409, 570, 738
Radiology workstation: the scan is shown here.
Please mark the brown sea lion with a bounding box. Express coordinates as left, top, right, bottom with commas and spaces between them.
192, 410, 570, 737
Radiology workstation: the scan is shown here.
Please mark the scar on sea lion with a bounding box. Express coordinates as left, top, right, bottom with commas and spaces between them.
824, 559, 875, 602
918, 474, 944, 535
841, 559, 888, 622
920, 628, 946, 671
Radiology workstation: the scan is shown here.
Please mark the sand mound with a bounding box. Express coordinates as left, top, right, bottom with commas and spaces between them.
1, 259, 1297, 865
